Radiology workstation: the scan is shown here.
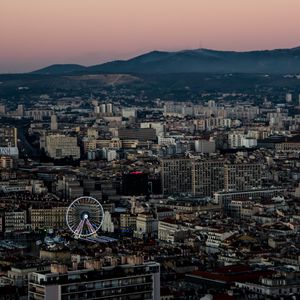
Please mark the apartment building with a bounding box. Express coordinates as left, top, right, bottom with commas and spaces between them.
161, 158, 192, 195
30, 207, 67, 230
45, 134, 80, 159
28, 262, 160, 300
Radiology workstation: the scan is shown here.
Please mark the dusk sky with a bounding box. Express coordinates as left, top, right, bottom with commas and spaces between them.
1, 0, 300, 73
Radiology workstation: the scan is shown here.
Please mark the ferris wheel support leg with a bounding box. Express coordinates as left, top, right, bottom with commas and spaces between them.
86, 218, 96, 236
74, 219, 85, 238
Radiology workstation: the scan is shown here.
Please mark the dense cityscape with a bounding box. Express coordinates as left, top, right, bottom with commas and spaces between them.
0, 87, 299, 299
2, 1, 300, 299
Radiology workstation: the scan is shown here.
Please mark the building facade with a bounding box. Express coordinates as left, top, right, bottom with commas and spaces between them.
30, 207, 67, 230
4, 211, 27, 232
224, 163, 262, 192
45, 135, 80, 159
161, 158, 192, 195
28, 262, 160, 300
192, 160, 224, 196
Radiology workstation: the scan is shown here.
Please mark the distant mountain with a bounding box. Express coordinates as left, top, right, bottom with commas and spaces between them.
32, 47, 300, 75
32, 64, 86, 75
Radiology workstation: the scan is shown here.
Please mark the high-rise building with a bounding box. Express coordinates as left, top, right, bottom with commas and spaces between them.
0, 127, 19, 157
286, 93, 292, 103
122, 107, 137, 118
0, 127, 17, 147
192, 160, 225, 196
50, 114, 58, 130
45, 134, 80, 159
86, 128, 99, 139
0, 156, 14, 169
0, 104, 6, 115
94, 105, 100, 114
122, 172, 149, 196
26, 109, 52, 121
228, 132, 244, 148
100, 103, 106, 113
163, 102, 182, 117
207, 100, 216, 108
214, 188, 284, 211
140, 122, 164, 137
106, 103, 113, 114
94, 103, 114, 115
120, 213, 137, 232
118, 128, 156, 142
17, 104, 24, 116
162, 158, 263, 196
224, 163, 262, 192
194, 140, 216, 153
4, 210, 27, 232
163, 101, 196, 117
135, 212, 158, 238
101, 211, 114, 232
161, 158, 192, 195
28, 261, 160, 300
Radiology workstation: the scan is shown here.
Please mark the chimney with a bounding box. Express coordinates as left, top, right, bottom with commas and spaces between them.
84, 259, 103, 270
51, 263, 68, 274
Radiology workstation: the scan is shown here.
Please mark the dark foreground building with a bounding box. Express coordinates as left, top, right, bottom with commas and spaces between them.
29, 261, 160, 300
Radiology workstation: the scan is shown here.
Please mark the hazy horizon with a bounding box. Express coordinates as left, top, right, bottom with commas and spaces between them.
2, 0, 300, 73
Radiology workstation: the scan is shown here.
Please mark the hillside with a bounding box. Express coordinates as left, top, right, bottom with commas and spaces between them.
32, 47, 300, 75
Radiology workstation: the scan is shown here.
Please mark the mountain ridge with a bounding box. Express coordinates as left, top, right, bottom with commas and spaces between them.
31, 46, 300, 75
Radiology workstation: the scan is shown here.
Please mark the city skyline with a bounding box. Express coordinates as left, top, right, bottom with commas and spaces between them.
1, 1, 300, 299
1, 0, 300, 73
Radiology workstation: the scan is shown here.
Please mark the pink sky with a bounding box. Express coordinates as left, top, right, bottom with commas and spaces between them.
1, 0, 300, 73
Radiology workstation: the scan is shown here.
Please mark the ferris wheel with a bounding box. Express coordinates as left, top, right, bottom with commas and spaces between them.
66, 196, 104, 238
